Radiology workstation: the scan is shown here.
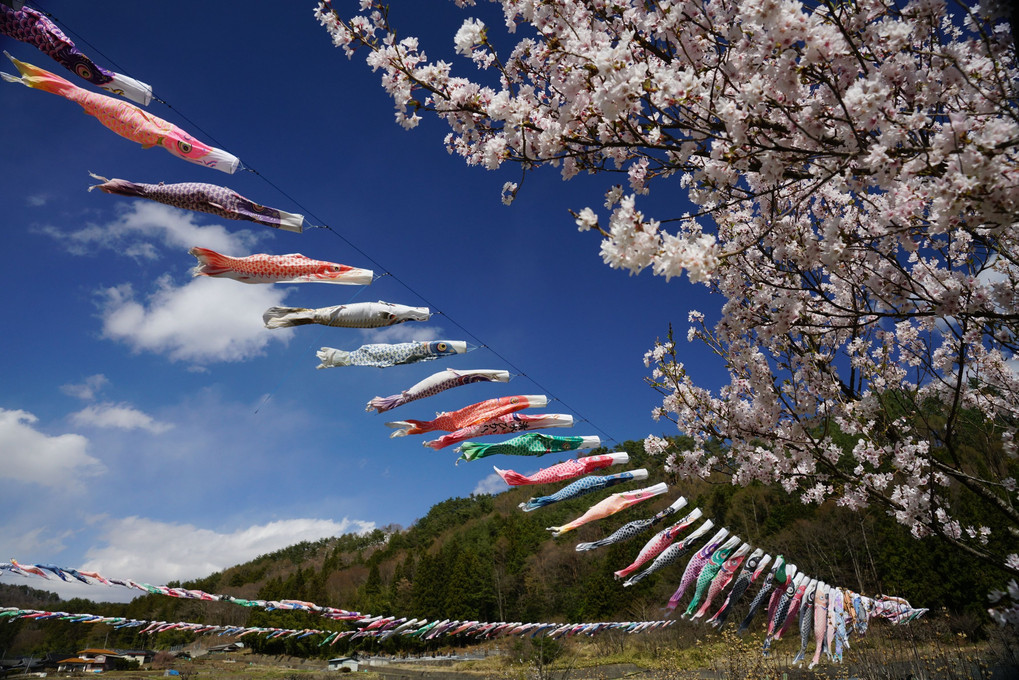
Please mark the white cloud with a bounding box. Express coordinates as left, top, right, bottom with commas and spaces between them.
83, 516, 376, 585
61, 374, 110, 401
26, 194, 48, 207
71, 402, 173, 434
99, 275, 292, 363
362, 323, 443, 344
6, 526, 76, 557
472, 471, 508, 496
0, 408, 104, 487
42, 201, 264, 258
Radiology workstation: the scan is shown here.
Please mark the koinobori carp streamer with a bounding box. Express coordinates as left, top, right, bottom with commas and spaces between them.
1, 6, 152, 104
386, 395, 546, 437
317, 341, 468, 368
2, 55, 238, 172
366, 369, 511, 413
495, 452, 629, 486
93, 177, 307, 233
188, 247, 373, 285
264, 301, 429, 329
455, 433, 600, 463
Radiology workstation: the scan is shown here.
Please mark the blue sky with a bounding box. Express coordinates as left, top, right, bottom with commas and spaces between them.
0, 1, 725, 601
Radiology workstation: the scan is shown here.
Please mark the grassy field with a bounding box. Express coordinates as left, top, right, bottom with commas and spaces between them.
51, 616, 1018, 680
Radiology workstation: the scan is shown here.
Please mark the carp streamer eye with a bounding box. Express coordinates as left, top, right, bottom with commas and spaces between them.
177, 140, 193, 154
437, 343, 448, 351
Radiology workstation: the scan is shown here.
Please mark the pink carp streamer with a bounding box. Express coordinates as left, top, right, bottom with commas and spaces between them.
189, 247, 373, 285
424, 413, 574, 450
495, 452, 629, 486
1, 54, 238, 173
547, 483, 669, 537
386, 395, 547, 437
613, 510, 706, 580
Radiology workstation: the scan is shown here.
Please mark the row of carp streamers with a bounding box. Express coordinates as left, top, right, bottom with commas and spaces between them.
1, 4, 929, 664
0, 7, 608, 453
0, 606, 674, 645
2, 525, 926, 664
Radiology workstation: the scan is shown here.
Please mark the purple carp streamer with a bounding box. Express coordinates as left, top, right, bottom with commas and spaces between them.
367, 368, 511, 413
188, 247, 373, 285
317, 340, 467, 368
1, 55, 238, 173
93, 176, 305, 232
455, 433, 600, 463
669, 535, 741, 614
264, 301, 429, 329
548, 483, 669, 537
520, 469, 648, 512
576, 496, 688, 552
662, 531, 733, 611
496, 452, 629, 486
691, 543, 753, 619
424, 413, 574, 450
683, 539, 744, 618
0, 6, 152, 104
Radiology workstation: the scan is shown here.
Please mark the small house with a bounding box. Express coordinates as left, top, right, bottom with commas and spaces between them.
327, 656, 359, 672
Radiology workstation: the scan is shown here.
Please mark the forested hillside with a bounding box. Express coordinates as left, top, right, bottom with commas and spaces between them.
0, 439, 1006, 658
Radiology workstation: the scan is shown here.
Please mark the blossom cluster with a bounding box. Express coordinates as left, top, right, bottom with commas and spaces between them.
316, 0, 1019, 575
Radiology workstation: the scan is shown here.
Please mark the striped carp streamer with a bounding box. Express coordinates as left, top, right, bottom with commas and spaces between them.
779, 577, 815, 641
707, 552, 771, 628
763, 573, 808, 654
615, 510, 707, 581
0, 6, 152, 104
424, 413, 574, 450
317, 341, 467, 369
386, 395, 546, 437
764, 563, 798, 636
737, 558, 788, 636
520, 469, 649, 512
495, 452, 629, 486
576, 496, 688, 552
367, 369, 511, 414
455, 433, 600, 463
264, 301, 429, 329
93, 177, 306, 233
792, 580, 820, 664
2, 54, 238, 172
547, 482, 669, 538
188, 247, 373, 285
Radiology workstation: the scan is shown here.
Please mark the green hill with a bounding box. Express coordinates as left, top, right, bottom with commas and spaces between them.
0, 438, 1006, 659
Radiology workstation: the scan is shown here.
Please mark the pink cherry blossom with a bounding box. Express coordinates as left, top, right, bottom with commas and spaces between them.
317, 0, 1019, 576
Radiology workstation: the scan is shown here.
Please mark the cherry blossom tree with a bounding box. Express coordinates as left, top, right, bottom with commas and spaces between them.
316, 0, 1019, 575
